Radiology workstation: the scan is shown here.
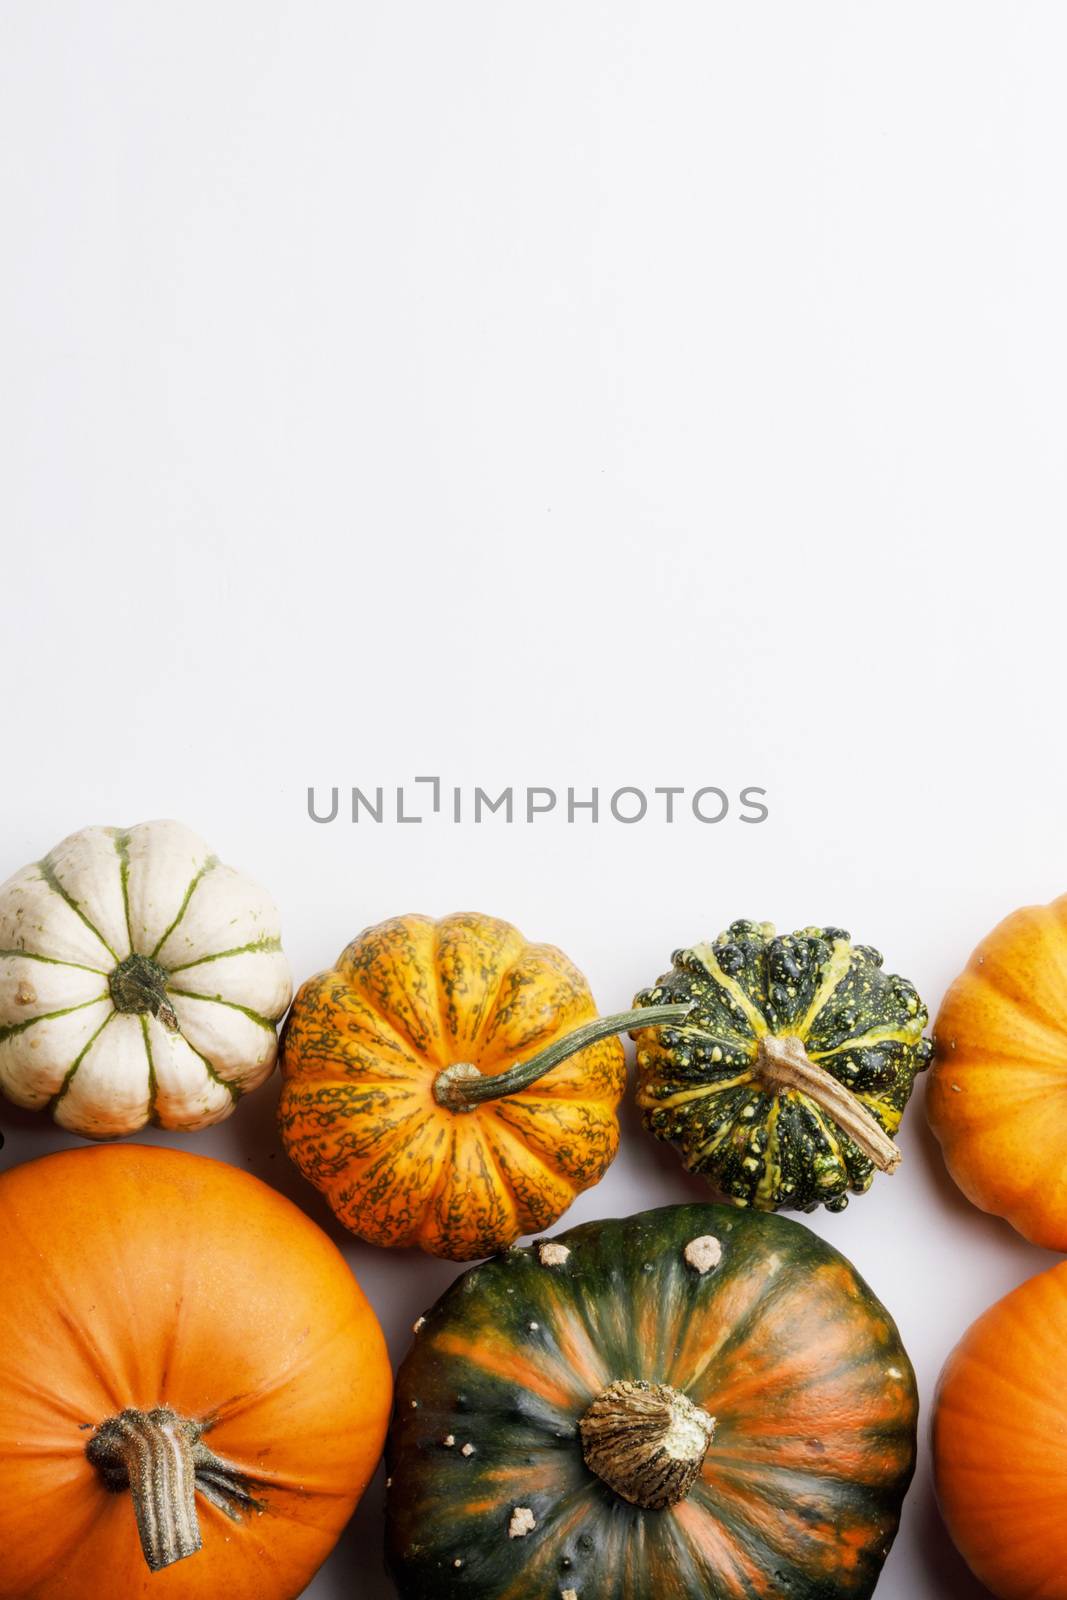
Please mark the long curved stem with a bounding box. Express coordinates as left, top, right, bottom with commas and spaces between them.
434, 1003, 694, 1111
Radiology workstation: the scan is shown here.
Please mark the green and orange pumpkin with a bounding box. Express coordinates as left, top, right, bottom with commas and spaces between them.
386, 1203, 918, 1599
279, 912, 686, 1261
633, 921, 932, 1213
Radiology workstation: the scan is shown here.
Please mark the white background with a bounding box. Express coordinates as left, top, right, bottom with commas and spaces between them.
3, 4, 1066, 1596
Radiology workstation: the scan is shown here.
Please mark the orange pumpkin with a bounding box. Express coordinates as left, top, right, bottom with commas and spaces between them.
928, 894, 1067, 1248
278, 912, 680, 1261
0, 1144, 392, 1600
933, 1260, 1067, 1599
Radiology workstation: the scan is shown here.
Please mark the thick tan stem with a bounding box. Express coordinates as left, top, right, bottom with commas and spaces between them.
756, 1034, 901, 1172
579, 1381, 715, 1510
88, 1408, 201, 1571
87, 1406, 262, 1573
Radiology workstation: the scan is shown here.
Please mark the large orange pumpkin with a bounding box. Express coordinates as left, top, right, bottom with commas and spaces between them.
934, 1261, 1067, 1600
928, 894, 1067, 1248
0, 1144, 392, 1600
278, 913, 682, 1260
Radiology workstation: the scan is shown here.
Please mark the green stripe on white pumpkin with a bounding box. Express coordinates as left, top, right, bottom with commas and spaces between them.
0, 864, 116, 969
0, 821, 292, 1139
41, 828, 132, 962
0, 999, 114, 1108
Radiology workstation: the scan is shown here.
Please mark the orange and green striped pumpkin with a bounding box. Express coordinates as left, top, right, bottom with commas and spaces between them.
386, 1203, 918, 1599
278, 912, 662, 1261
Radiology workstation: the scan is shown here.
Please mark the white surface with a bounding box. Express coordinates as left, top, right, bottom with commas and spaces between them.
3, 4, 1066, 1596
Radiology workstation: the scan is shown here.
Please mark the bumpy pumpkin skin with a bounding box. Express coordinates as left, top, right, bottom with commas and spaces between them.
934, 1261, 1067, 1600
387, 1203, 918, 1600
278, 913, 626, 1260
0, 1144, 392, 1600
928, 896, 1067, 1249
633, 921, 932, 1213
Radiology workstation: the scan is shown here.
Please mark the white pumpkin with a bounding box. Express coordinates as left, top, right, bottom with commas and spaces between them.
0, 820, 292, 1138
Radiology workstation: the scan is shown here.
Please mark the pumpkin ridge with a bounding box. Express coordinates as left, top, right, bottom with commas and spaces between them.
417, 1122, 461, 1251
428, 1120, 519, 1257
112, 829, 136, 960
430, 913, 527, 1061
0, 993, 111, 1046
494, 1482, 602, 1600
475, 942, 601, 1067
636, 1070, 757, 1113
315, 1103, 437, 1188
480, 1115, 576, 1226
476, 939, 586, 1058
936, 1044, 1062, 1080
681, 1482, 827, 1595
688, 943, 767, 1041
155, 1263, 190, 1408
475, 1121, 538, 1221
149, 855, 219, 962
489, 1099, 608, 1186
690, 1469, 891, 1588
10, 1495, 102, 1597
964, 961, 1067, 1050
676, 1270, 797, 1396
174, 1031, 242, 1101
849, 1088, 903, 1133
140, 1015, 159, 1123
166, 936, 284, 974
167, 989, 280, 1032
430, 917, 461, 1058
793, 936, 854, 1039
36, 856, 120, 966
754, 1096, 782, 1207
343, 919, 447, 1062
284, 973, 430, 1076
0, 946, 109, 976
809, 1021, 926, 1058
336, 1110, 450, 1244
0, 1367, 98, 1428
49, 1299, 128, 1414
337, 964, 443, 1069
206, 1308, 380, 1430
657, 1500, 720, 1598
797, 1096, 846, 1165
48, 1009, 117, 1108
453, 1122, 522, 1238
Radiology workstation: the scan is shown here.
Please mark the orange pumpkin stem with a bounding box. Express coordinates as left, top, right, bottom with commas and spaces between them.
755, 1034, 902, 1173
87, 1406, 262, 1573
433, 1002, 695, 1112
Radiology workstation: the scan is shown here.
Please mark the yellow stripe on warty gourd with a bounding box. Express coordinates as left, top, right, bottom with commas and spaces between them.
687, 944, 769, 1038
809, 1021, 927, 1058
755, 1097, 783, 1208
637, 1073, 755, 1111
794, 937, 853, 1039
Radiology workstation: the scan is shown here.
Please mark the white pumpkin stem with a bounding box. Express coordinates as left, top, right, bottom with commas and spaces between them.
87, 1406, 262, 1572
755, 1034, 901, 1172
433, 1003, 695, 1112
